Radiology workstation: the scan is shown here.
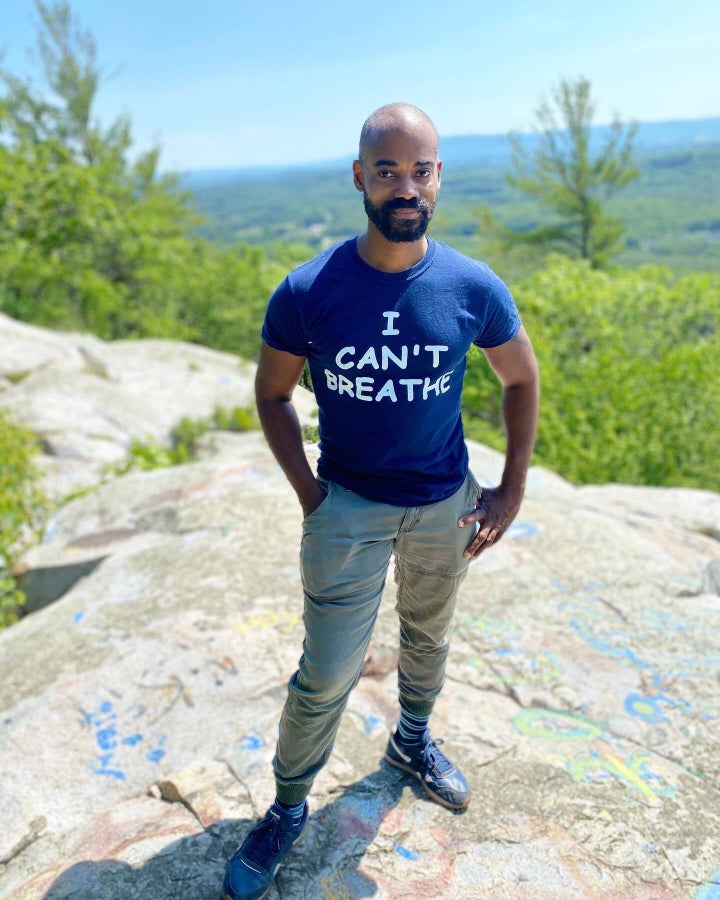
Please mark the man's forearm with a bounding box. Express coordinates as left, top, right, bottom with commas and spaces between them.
500, 378, 539, 495
257, 397, 321, 513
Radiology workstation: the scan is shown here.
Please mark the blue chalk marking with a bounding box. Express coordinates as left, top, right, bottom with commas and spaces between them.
624, 692, 675, 725
73, 612, 85, 624
96, 728, 117, 749
693, 870, 720, 899
507, 521, 538, 540
146, 733, 167, 763
43, 518, 59, 545
84, 700, 163, 776
569, 620, 652, 670
219, 375, 232, 386
96, 727, 118, 750
92, 765, 125, 780
241, 734, 266, 750
394, 845, 420, 861
365, 715, 381, 734
624, 647, 648, 668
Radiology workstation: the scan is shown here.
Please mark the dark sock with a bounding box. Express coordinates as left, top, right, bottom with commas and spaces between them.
273, 798, 306, 826
396, 708, 430, 746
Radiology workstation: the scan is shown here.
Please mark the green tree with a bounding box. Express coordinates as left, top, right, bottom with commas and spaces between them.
0, 2, 306, 355
0, 0, 134, 166
502, 77, 640, 267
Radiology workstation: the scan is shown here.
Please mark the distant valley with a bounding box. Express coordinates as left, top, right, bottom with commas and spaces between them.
184, 117, 720, 274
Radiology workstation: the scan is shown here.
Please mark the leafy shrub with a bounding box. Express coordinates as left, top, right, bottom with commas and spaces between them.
0, 141, 304, 364
463, 257, 720, 490
211, 405, 258, 432
0, 411, 44, 628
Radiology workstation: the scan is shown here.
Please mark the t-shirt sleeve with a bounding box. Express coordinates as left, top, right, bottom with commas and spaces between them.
473, 273, 522, 349
261, 278, 309, 356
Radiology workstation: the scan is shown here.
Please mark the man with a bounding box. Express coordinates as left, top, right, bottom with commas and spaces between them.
223, 103, 539, 900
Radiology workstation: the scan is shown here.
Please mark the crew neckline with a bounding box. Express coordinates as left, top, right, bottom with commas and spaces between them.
347, 237, 437, 281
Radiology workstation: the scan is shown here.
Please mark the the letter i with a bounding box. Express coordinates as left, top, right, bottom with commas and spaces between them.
382, 311, 400, 335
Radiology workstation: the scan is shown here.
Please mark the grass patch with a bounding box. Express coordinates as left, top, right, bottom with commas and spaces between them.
109, 404, 260, 475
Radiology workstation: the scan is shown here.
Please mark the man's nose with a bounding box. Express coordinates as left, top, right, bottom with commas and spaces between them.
394, 175, 419, 200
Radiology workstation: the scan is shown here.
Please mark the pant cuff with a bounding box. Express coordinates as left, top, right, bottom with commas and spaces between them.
275, 779, 312, 805
399, 693, 436, 718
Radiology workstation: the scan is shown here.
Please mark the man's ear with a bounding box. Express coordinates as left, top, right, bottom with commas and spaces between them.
437, 159, 442, 188
352, 159, 365, 193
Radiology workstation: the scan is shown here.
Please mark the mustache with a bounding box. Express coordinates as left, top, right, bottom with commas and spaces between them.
385, 197, 431, 211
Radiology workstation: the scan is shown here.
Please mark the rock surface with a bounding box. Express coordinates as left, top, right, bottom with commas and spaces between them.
0, 312, 316, 502
1, 317, 720, 899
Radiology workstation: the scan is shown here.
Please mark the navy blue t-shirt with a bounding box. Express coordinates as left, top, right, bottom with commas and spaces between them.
262, 238, 521, 506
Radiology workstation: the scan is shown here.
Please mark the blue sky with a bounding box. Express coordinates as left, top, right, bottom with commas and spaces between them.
3, 0, 719, 172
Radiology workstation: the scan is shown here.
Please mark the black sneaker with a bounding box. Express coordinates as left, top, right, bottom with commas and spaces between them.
222, 802, 308, 900
384, 729, 471, 810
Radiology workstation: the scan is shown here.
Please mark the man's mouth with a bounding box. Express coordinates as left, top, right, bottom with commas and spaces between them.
391, 208, 421, 218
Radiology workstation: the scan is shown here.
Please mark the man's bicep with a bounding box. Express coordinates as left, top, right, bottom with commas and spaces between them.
255, 340, 308, 401
481, 326, 538, 387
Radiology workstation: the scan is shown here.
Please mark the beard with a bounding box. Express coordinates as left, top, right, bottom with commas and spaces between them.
363, 192, 436, 243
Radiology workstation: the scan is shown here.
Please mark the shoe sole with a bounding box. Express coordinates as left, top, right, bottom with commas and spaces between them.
221, 827, 307, 900
384, 753, 471, 810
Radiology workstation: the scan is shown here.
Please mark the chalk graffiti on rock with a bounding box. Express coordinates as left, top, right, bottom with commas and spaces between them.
234, 609, 300, 635
693, 869, 720, 900
513, 709, 676, 802
565, 748, 675, 802
554, 580, 720, 721
513, 708, 603, 743
80, 699, 167, 780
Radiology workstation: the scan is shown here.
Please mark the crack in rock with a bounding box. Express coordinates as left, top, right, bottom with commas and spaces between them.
0, 816, 47, 865
154, 781, 208, 832
445, 667, 524, 707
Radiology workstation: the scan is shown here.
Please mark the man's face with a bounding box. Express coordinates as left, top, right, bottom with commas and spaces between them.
353, 125, 441, 243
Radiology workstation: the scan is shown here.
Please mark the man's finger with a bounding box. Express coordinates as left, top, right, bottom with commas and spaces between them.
464, 524, 504, 559
457, 505, 487, 528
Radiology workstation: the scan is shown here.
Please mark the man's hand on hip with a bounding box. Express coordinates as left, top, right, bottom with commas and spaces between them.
457, 483, 524, 560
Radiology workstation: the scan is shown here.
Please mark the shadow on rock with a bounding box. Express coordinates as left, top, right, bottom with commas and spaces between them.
42, 761, 453, 899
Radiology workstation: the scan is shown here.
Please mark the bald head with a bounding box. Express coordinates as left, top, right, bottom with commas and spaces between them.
358, 103, 438, 163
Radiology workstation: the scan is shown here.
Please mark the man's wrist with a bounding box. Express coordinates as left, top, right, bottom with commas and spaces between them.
297, 478, 325, 512
500, 470, 527, 499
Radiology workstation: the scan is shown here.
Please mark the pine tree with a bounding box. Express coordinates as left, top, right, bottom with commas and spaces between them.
505, 77, 639, 267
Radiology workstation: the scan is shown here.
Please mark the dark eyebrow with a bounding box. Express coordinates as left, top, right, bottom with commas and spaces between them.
372, 159, 435, 168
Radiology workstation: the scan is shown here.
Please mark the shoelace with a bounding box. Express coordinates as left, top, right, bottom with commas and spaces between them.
421, 738, 453, 774
244, 809, 284, 867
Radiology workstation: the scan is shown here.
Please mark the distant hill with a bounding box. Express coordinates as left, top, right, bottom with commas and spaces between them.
182, 117, 720, 187
183, 117, 720, 274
